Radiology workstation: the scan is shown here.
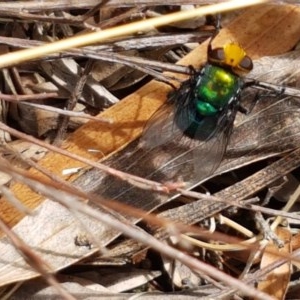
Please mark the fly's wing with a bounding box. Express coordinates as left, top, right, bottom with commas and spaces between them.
140, 78, 197, 150
139, 102, 177, 149
147, 103, 238, 186
190, 104, 238, 183
96, 88, 238, 204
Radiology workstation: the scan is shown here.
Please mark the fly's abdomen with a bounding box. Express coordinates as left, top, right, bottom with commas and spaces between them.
196, 64, 240, 116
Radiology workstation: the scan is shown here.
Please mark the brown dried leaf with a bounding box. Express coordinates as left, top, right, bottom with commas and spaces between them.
290, 232, 300, 270
258, 228, 292, 300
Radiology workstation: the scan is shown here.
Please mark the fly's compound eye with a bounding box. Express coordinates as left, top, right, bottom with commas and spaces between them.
238, 56, 253, 72
208, 48, 225, 63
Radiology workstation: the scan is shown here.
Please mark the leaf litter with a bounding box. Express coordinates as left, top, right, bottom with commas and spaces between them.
0, 2, 299, 300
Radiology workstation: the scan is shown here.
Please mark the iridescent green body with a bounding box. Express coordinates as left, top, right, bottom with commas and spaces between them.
196, 65, 241, 116
175, 64, 242, 140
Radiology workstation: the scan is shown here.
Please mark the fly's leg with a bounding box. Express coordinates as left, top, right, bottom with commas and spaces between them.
238, 90, 260, 115
207, 14, 222, 54
237, 104, 249, 114
161, 15, 221, 92
244, 79, 286, 97
240, 79, 286, 114
205, 14, 221, 29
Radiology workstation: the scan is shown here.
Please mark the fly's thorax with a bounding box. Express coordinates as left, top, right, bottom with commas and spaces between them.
195, 64, 241, 116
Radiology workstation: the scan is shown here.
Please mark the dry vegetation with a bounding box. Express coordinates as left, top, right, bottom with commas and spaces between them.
0, 1, 299, 299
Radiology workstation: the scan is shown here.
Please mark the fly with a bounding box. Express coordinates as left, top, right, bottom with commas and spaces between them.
139, 33, 254, 184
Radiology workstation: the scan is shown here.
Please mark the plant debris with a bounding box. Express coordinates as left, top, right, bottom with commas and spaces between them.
0, 2, 299, 300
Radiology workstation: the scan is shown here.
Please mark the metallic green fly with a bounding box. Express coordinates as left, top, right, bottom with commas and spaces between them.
138, 34, 253, 185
